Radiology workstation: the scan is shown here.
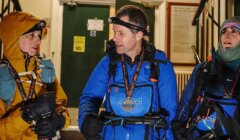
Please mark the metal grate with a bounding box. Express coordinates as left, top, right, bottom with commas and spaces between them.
175, 71, 192, 100
0, 0, 22, 58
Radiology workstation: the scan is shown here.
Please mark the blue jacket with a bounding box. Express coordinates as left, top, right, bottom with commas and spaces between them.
176, 61, 240, 138
79, 42, 177, 140
175, 63, 204, 123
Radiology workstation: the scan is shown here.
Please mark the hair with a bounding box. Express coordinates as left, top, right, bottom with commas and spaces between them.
116, 5, 148, 30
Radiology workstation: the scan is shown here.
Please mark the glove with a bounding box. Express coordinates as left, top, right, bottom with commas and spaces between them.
35, 113, 65, 139
81, 114, 104, 140
171, 120, 188, 140
39, 59, 55, 83
21, 93, 55, 123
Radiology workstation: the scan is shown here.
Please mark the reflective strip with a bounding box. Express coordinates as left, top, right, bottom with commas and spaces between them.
202, 119, 215, 134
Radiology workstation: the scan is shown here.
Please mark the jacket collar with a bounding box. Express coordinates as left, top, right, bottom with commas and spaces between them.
106, 39, 156, 64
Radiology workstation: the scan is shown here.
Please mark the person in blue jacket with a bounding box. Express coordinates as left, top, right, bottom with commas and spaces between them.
78, 5, 177, 140
172, 16, 240, 140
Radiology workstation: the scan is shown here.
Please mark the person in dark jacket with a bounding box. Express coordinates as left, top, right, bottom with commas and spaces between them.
78, 5, 177, 140
172, 16, 240, 140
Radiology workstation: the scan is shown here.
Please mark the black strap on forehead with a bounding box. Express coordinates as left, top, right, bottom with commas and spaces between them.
108, 17, 149, 36
23, 20, 46, 35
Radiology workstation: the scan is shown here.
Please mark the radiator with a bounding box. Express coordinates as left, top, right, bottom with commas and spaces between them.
175, 71, 192, 100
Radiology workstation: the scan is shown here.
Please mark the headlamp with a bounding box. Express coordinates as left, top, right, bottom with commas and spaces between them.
23, 20, 46, 35
108, 17, 148, 36
37, 20, 46, 28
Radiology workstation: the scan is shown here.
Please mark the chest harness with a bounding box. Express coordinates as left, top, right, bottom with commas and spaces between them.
0, 55, 55, 119
188, 60, 240, 139
100, 40, 170, 140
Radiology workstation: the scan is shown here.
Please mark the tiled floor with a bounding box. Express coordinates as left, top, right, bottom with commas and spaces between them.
60, 129, 85, 140
60, 108, 86, 140
67, 107, 79, 126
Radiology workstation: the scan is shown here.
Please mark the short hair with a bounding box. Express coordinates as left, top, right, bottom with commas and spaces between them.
116, 5, 148, 30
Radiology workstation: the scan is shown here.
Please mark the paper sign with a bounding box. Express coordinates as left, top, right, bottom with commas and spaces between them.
87, 19, 104, 31
73, 36, 85, 52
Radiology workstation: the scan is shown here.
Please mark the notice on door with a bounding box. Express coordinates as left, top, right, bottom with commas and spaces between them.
87, 18, 104, 31
73, 36, 85, 52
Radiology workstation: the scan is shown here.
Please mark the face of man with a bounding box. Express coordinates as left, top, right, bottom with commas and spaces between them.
220, 26, 240, 49
19, 30, 42, 56
112, 16, 143, 59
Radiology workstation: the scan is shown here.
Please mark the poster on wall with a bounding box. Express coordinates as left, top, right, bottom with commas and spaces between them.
73, 36, 85, 52
167, 3, 199, 65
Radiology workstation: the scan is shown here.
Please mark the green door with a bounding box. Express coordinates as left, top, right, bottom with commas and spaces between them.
61, 4, 109, 107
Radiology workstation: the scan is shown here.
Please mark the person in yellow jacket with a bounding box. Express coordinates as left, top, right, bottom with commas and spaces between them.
0, 12, 70, 140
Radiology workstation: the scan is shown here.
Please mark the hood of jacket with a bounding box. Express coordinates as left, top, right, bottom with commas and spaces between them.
0, 12, 44, 72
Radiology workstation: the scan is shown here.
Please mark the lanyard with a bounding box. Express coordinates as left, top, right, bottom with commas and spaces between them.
225, 73, 239, 97
121, 51, 144, 98
3, 56, 37, 101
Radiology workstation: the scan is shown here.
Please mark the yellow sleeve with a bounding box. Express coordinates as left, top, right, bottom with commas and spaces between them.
0, 99, 5, 117
0, 99, 32, 139
55, 79, 71, 128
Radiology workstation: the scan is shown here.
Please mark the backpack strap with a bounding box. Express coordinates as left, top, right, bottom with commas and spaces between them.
189, 48, 219, 112
213, 101, 240, 139
189, 61, 211, 115
188, 60, 240, 139
150, 62, 159, 82
106, 39, 167, 82
106, 39, 120, 79
186, 61, 212, 135
1, 57, 28, 101
149, 59, 166, 82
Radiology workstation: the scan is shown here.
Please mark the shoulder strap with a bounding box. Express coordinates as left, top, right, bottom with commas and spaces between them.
149, 50, 167, 82
1, 57, 28, 101
150, 62, 159, 81
212, 102, 238, 139
189, 61, 211, 115
108, 53, 165, 82
106, 39, 166, 82
106, 39, 120, 79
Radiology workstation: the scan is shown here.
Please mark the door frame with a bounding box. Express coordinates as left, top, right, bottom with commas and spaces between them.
50, 0, 167, 81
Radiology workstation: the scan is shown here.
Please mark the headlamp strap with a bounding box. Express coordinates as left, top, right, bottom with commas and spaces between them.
109, 17, 148, 36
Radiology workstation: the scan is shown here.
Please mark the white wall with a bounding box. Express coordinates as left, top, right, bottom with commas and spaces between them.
167, 0, 199, 2
18, 0, 202, 78
20, 0, 52, 58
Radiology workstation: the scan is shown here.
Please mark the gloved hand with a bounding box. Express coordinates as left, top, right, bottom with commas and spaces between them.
21, 93, 56, 123
171, 120, 188, 140
81, 114, 104, 140
35, 113, 65, 139
39, 59, 55, 84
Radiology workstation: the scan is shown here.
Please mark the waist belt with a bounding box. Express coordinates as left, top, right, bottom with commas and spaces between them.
101, 113, 169, 129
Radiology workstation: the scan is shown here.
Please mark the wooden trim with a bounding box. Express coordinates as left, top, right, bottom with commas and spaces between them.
192, 0, 207, 25
167, 2, 199, 65
59, 0, 115, 5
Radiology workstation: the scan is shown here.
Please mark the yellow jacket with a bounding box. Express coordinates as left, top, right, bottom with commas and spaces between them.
0, 12, 70, 140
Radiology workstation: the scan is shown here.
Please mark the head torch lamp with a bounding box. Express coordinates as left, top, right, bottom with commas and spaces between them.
108, 17, 149, 36
23, 20, 46, 35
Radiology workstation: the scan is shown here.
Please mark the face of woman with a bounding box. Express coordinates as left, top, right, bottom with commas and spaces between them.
220, 27, 240, 49
19, 30, 42, 56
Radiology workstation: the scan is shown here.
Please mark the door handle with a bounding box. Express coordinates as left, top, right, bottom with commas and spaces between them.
104, 40, 107, 52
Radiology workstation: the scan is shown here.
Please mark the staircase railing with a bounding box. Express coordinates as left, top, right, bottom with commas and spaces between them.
192, 0, 238, 62
0, 0, 21, 57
